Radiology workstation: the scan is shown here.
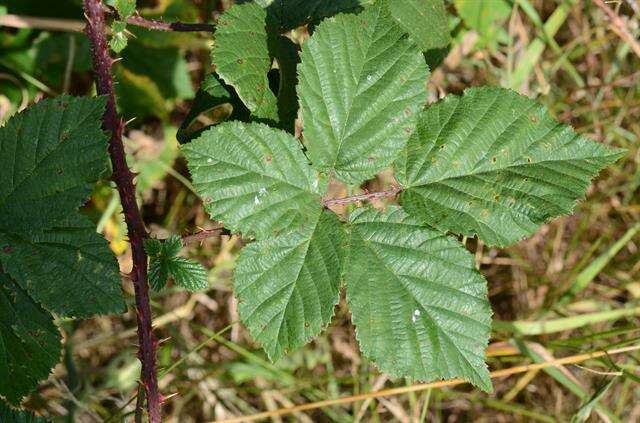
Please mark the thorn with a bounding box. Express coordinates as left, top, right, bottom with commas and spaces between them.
112, 57, 123, 64
158, 336, 171, 345
161, 392, 179, 402
125, 117, 137, 126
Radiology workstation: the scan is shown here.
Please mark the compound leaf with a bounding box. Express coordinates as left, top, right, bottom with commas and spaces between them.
397, 87, 625, 247
168, 258, 208, 292
182, 121, 326, 239
0, 274, 61, 406
115, 0, 136, 20
0, 214, 125, 318
235, 209, 344, 361
0, 96, 109, 236
345, 207, 492, 391
389, 0, 450, 52
146, 236, 208, 292
297, 0, 429, 184
109, 21, 129, 53
213, 2, 279, 122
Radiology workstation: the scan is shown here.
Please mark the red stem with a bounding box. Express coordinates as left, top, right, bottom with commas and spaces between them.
126, 14, 215, 32
322, 186, 402, 207
82, 1, 161, 421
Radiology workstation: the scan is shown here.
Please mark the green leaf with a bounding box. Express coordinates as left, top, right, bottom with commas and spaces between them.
115, 0, 136, 19
0, 96, 109, 236
297, 0, 429, 184
262, 0, 368, 31
270, 34, 299, 133
235, 209, 345, 360
122, 42, 194, 100
344, 207, 492, 391
115, 66, 168, 120
167, 258, 208, 292
109, 21, 128, 53
453, 0, 511, 48
0, 214, 126, 318
0, 274, 61, 406
182, 121, 326, 239
397, 87, 625, 247
148, 258, 169, 291
0, 401, 48, 422
388, 0, 450, 52
177, 73, 249, 144
145, 236, 208, 292
213, 3, 279, 122
571, 377, 618, 423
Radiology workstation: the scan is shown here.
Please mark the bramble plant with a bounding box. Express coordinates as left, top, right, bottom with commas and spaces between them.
0, 0, 625, 420
182, 0, 625, 392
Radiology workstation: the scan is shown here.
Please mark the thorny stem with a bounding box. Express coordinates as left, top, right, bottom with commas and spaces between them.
82, 1, 161, 422
125, 14, 215, 32
101, 3, 215, 32
322, 186, 402, 207
0, 12, 215, 33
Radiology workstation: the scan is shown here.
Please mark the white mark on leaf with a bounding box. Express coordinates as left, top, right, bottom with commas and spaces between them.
254, 196, 261, 205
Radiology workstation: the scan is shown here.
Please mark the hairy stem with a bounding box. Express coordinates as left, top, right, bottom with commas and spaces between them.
322, 186, 402, 207
126, 14, 215, 32
82, 1, 161, 421
103, 3, 215, 32
0, 12, 214, 33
